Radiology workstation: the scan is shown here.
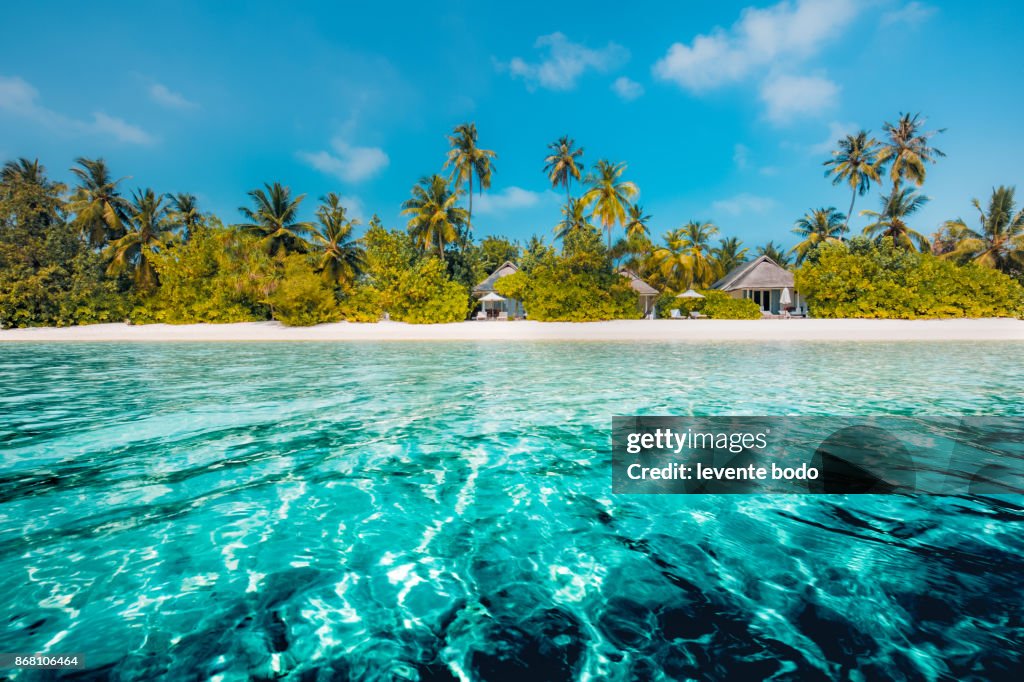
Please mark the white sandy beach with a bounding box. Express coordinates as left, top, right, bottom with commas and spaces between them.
0, 319, 1022, 342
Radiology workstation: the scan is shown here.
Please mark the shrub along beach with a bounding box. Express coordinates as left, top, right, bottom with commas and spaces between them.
1, 113, 1023, 331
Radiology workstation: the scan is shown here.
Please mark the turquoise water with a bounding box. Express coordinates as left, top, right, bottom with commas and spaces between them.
1, 342, 1022, 681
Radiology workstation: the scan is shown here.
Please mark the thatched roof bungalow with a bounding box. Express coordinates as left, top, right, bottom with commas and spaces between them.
473, 261, 524, 319
711, 255, 806, 315
618, 269, 659, 318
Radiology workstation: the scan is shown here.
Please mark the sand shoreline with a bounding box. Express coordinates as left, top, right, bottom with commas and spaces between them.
0, 319, 1022, 343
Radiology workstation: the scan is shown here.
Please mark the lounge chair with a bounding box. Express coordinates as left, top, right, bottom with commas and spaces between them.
670, 309, 682, 319
498, 311, 509, 321
689, 310, 707, 319
476, 310, 486, 320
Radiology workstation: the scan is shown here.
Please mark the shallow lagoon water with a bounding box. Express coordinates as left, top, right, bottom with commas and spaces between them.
1, 342, 1022, 681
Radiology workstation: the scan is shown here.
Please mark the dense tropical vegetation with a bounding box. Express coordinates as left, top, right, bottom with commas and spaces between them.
1, 113, 1022, 327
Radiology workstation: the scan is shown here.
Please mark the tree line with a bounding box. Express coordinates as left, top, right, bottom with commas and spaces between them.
1, 111, 1022, 326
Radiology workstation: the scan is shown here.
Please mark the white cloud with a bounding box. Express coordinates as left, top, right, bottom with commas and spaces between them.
759, 73, 839, 123
881, 2, 937, 27
611, 76, 644, 101
299, 138, 390, 183
90, 112, 154, 145
149, 82, 198, 110
505, 32, 629, 91
733, 143, 750, 169
0, 74, 155, 144
711, 193, 777, 216
809, 120, 859, 154
652, 0, 860, 91
474, 187, 557, 215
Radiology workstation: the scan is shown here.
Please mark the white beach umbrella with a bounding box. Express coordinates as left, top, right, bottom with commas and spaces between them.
676, 289, 705, 299
780, 287, 792, 306
479, 292, 505, 302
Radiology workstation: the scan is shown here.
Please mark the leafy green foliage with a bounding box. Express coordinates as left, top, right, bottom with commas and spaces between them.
654, 290, 761, 319
131, 225, 275, 323
796, 238, 1024, 319
266, 255, 341, 326
498, 251, 638, 321
388, 258, 470, 323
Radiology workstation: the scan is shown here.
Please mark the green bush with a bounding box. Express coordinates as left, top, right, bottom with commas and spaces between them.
337, 285, 381, 323
796, 237, 1024, 319
266, 255, 341, 326
654, 289, 760, 319
499, 255, 639, 321
389, 258, 470, 323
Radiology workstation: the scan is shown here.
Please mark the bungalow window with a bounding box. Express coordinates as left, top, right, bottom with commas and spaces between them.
748, 290, 771, 311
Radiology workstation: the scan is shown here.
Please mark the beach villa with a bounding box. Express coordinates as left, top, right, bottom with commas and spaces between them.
712, 255, 807, 316
618, 269, 659, 318
473, 261, 525, 319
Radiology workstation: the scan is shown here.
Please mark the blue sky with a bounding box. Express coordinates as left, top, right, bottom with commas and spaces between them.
1, 0, 1021, 250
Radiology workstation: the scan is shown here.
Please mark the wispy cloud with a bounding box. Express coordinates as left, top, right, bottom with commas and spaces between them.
611, 76, 644, 101
711, 193, 777, 216
299, 138, 390, 183
475, 187, 558, 215
881, 2, 937, 27
652, 0, 858, 124
759, 72, 839, 123
503, 32, 629, 91
733, 143, 750, 169
149, 82, 198, 110
0, 75, 155, 144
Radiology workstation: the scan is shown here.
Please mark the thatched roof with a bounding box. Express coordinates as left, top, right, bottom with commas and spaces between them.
712, 255, 794, 291
618, 269, 659, 296
473, 261, 520, 294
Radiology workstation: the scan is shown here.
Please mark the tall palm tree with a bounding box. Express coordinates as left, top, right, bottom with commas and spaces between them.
543, 136, 585, 207
170, 193, 202, 241
2, 157, 52, 187
581, 160, 639, 249
713, 236, 748, 278
791, 207, 847, 264
238, 182, 313, 257
624, 204, 651, 239
104, 188, 174, 291
824, 131, 881, 231
877, 113, 945, 193
401, 174, 468, 261
1, 158, 66, 224
443, 122, 496, 237
653, 221, 719, 289
756, 241, 792, 267
67, 157, 131, 247
940, 186, 1024, 273
312, 192, 365, 286
554, 197, 597, 241
861, 188, 930, 251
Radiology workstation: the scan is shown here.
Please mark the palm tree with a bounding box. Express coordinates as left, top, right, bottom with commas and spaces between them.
544, 136, 585, 207
401, 174, 468, 261
1, 158, 66, 223
653, 221, 719, 289
713, 236, 748, 278
791, 207, 847, 264
170, 193, 202, 241
877, 113, 945, 193
940, 186, 1024, 273
624, 204, 651, 239
861, 188, 930, 251
104, 188, 174, 291
238, 182, 313, 257
312, 192, 365, 286
581, 160, 639, 249
756, 241, 792, 267
67, 157, 131, 247
443, 122, 496, 236
2, 157, 51, 186
824, 131, 881, 231
554, 197, 597, 241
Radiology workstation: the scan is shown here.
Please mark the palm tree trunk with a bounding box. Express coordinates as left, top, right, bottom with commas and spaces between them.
468, 174, 473, 236
845, 189, 856, 238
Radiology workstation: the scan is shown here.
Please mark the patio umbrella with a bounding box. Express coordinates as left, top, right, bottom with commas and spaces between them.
479, 292, 504, 302
676, 289, 705, 299
780, 287, 792, 306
